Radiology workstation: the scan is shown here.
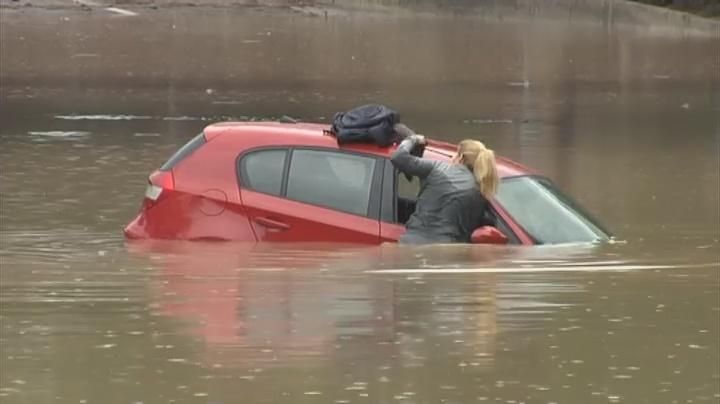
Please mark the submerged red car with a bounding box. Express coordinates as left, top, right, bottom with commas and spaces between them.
124, 122, 611, 245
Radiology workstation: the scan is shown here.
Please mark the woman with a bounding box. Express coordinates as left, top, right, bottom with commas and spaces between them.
391, 125, 499, 244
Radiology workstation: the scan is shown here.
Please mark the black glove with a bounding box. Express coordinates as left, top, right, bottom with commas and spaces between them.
393, 123, 416, 140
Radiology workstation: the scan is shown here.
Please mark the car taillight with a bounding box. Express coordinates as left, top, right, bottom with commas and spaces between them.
149, 170, 175, 190
145, 183, 163, 201
142, 170, 175, 209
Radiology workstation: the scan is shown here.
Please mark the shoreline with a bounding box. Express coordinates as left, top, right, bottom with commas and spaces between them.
1, 0, 717, 91
1, 0, 718, 32
628, 0, 720, 18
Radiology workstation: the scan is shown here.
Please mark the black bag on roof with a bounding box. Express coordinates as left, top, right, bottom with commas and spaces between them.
330, 104, 400, 147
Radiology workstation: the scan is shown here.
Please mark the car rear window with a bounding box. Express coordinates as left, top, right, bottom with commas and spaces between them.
160, 133, 206, 171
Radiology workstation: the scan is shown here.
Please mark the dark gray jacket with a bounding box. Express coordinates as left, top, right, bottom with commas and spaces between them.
391, 136, 490, 244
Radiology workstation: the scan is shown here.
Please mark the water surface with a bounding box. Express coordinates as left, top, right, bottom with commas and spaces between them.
1, 6, 718, 404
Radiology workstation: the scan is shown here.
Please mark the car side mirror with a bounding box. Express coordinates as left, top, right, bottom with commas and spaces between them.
471, 226, 509, 245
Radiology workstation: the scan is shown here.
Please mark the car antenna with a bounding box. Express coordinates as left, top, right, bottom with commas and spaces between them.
278, 115, 298, 124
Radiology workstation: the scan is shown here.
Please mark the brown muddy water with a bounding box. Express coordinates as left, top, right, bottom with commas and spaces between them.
1, 6, 719, 404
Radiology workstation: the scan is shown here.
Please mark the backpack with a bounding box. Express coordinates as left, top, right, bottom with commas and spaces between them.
330, 104, 400, 147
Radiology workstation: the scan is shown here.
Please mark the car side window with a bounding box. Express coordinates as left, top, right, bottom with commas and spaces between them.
287, 149, 376, 216
240, 149, 287, 196
395, 172, 420, 224
397, 174, 419, 200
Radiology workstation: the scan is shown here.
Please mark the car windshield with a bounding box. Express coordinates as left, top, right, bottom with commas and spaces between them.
495, 176, 610, 244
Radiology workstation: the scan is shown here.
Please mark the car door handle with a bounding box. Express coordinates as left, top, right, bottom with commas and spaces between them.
254, 217, 290, 231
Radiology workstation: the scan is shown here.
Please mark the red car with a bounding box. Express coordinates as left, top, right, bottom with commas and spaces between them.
124, 122, 611, 245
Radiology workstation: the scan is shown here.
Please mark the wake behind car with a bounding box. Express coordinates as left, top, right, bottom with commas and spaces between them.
123, 122, 611, 245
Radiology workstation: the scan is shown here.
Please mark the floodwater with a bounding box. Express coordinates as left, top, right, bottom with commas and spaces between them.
1, 6, 719, 404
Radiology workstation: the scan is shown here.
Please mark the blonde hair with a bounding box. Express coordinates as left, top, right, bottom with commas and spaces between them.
457, 139, 499, 197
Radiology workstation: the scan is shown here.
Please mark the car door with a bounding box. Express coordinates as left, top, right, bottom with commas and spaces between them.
238, 147, 383, 243
379, 160, 415, 242
378, 155, 524, 244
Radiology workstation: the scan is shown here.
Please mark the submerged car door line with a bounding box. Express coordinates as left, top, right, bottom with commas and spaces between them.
252, 148, 293, 233
254, 216, 291, 231
279, 147, 384, 221
380, 160, 396, 223
237, 146, 383, 243
236, 146, 292, 240
279, 147, 292, 197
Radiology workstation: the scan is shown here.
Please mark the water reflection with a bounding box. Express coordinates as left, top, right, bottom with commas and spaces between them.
1, 233, 718, 403
131, 243, 498, 369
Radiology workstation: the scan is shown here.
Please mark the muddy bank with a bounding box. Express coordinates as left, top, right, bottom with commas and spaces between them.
630, 0, 720, 17
1, 0, 718, 34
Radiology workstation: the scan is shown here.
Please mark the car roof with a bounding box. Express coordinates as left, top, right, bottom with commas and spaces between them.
204, 122, 533, 178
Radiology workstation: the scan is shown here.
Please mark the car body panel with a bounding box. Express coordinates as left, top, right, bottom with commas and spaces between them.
242, 189, 381, 243
124, 122, 594, 245
124, 189, 257, 241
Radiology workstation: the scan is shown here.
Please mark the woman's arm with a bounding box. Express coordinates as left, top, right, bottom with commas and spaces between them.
391, 134, 436, 179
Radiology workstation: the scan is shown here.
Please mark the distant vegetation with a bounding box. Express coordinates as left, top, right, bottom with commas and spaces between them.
629, 0, 720, 17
